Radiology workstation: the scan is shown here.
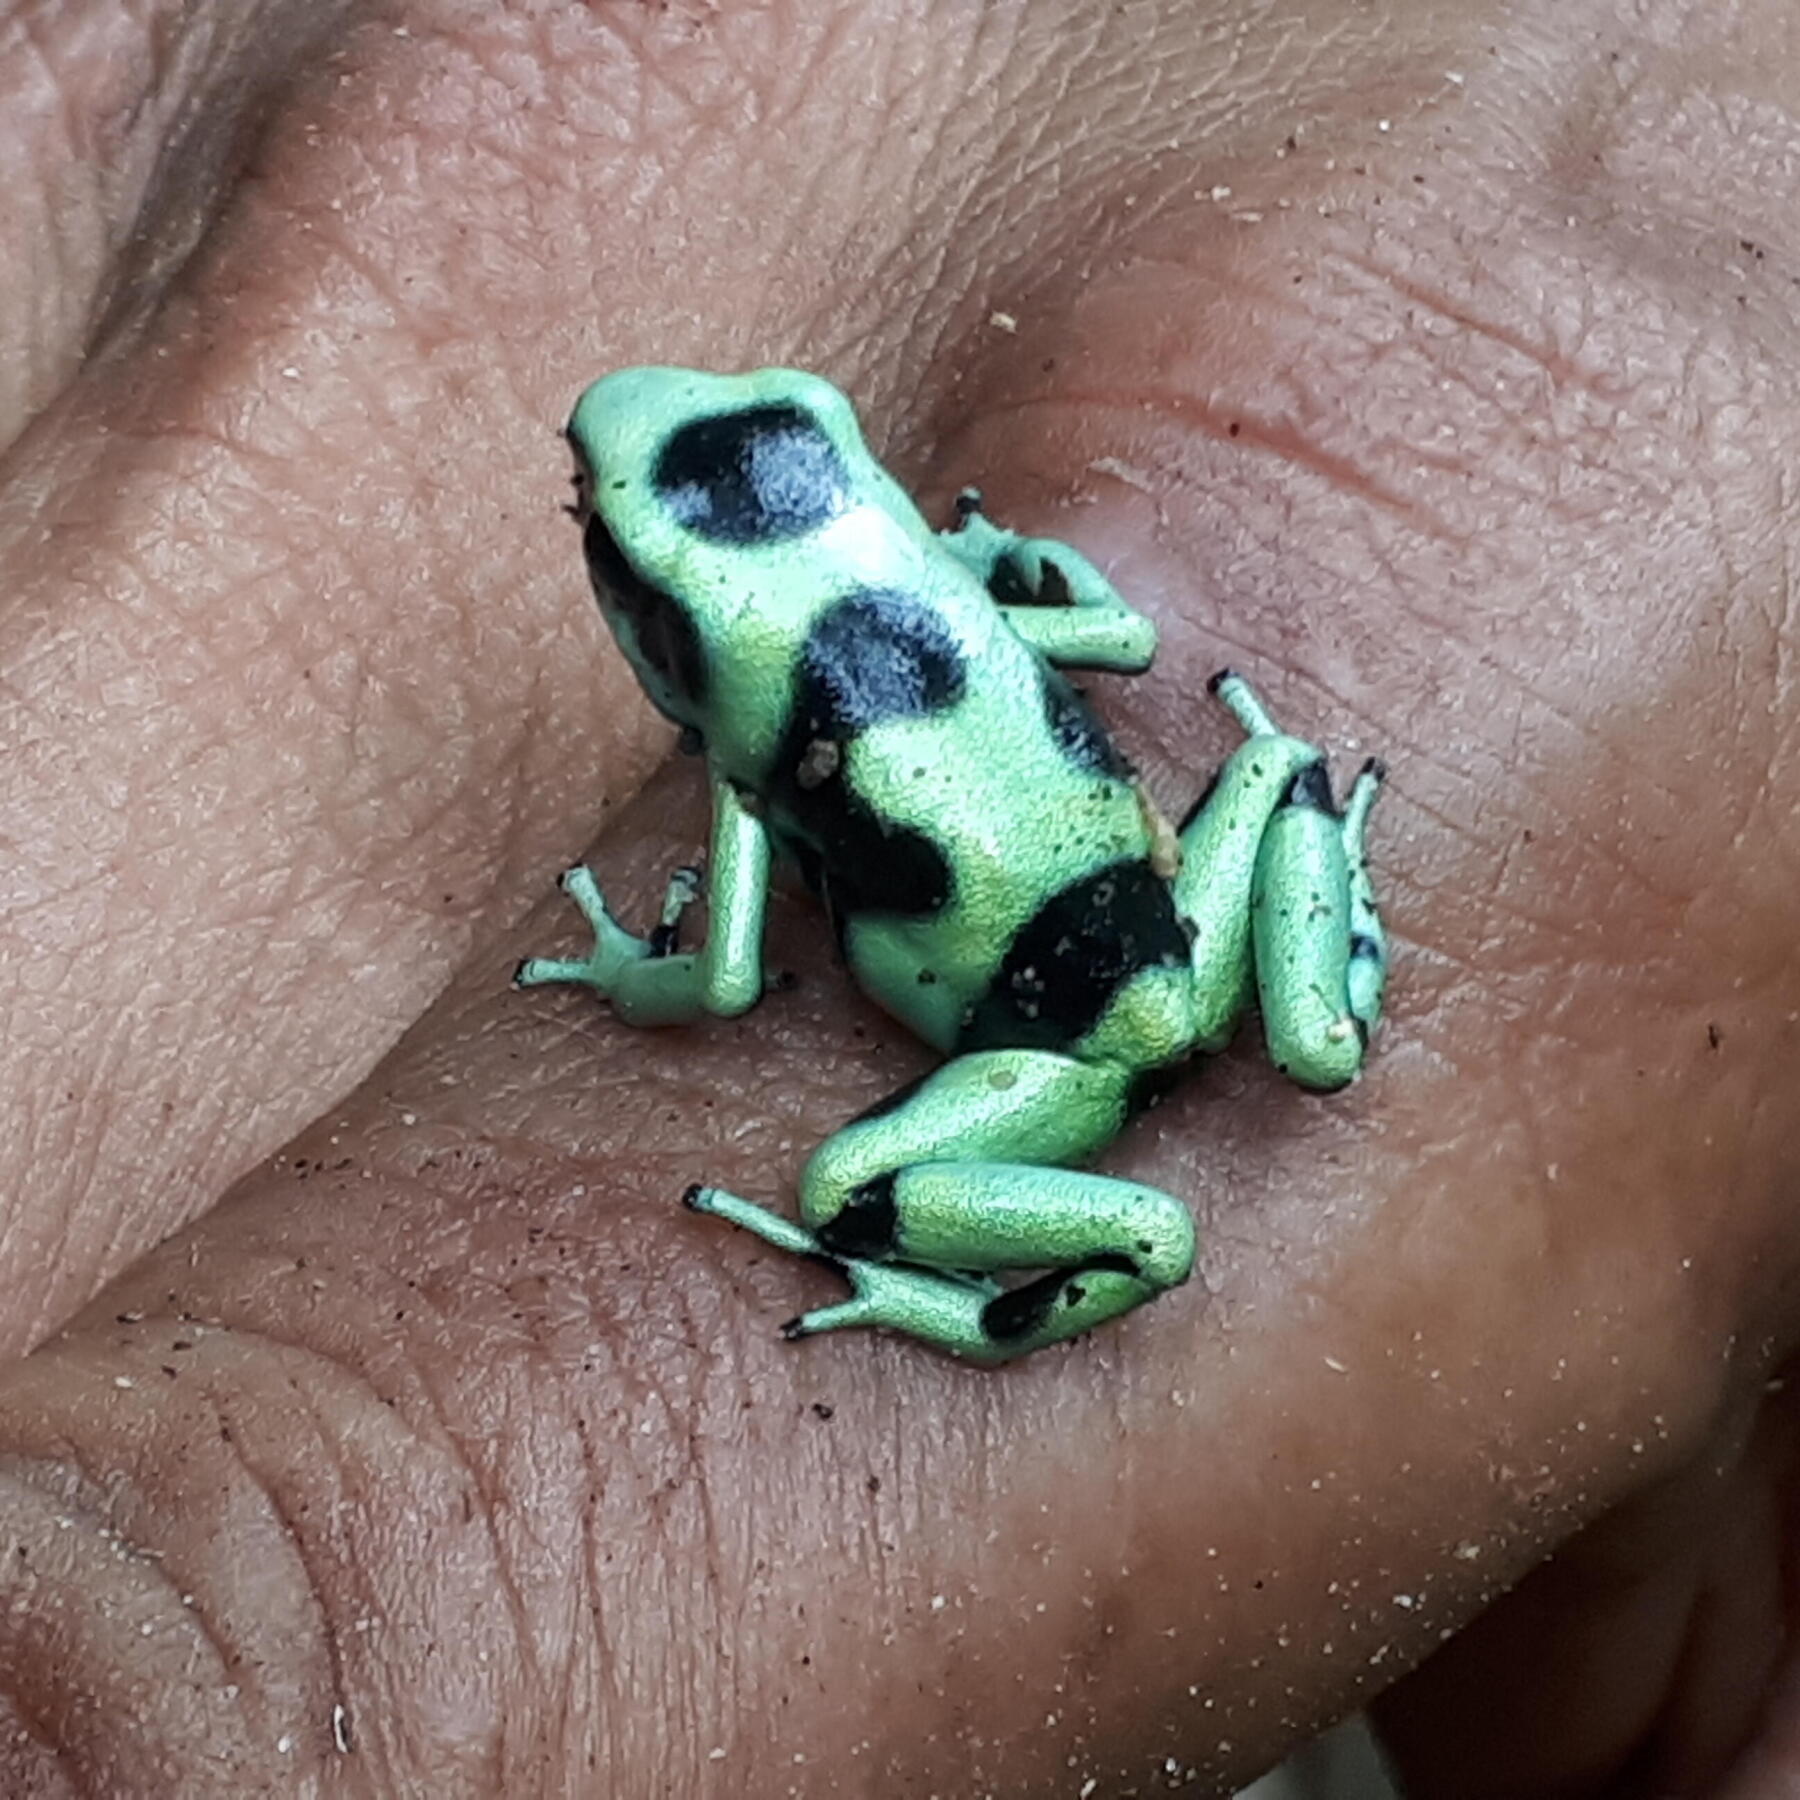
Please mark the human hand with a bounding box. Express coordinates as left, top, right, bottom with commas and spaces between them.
2, 2, 1797, 1793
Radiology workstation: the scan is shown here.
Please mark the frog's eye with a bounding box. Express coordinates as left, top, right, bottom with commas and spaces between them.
653, 404, 849, 545
562, 427, 594, 510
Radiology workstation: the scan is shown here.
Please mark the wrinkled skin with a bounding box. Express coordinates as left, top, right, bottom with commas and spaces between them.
1, 0, 1798, 1793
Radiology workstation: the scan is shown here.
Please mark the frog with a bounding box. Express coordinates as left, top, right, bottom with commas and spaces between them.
516, 366, 1388, 1364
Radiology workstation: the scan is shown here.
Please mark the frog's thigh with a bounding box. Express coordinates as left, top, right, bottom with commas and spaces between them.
798, 1049, 1132, 1239
1173, 730, 1320, 1049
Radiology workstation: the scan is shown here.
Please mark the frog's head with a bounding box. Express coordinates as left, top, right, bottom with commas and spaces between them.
564, 367, 914, 732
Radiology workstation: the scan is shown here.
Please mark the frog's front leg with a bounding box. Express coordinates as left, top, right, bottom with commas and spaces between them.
939, 491, 1157, 674
1175, 672, 1389, 1090
686, 1049, 1196, 1364
514, 774, 770, 1026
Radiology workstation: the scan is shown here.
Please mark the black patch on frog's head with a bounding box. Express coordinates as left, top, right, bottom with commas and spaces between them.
761, 588, 965, 939
583, 513, 709, 717
813, 1175, 900, 1259
958, 858, 1189, 1054
1040, 667, 1134, 781
654, 404, 850, 544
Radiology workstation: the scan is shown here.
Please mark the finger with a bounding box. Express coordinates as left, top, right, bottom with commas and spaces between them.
0, 676, 1772, 1799
1377, 1381, 1800, 1795
0, 0, 1061, 1344
0, 0, 365, 445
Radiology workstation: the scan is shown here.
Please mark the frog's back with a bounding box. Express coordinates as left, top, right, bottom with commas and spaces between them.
751, 573, 1191, 1056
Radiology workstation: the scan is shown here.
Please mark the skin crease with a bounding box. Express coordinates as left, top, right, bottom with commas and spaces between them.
2, 0, 1800, 1790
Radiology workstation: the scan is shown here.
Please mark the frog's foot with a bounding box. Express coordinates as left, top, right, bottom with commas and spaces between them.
940, 488, 1074, 598
935, 490, 1159, 671
514, 863, 698, 994
787, 1256, 1170, 1369
685, 1185, 1015, 1356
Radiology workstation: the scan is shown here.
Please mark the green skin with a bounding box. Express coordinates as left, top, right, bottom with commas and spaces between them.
517, 367, 1388, 1364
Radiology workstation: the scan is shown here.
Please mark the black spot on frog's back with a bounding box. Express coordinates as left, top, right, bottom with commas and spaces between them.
764, 588, 966, 934
654, 404, 850, 544
791, 588, 968, 732
959, 858, 1189, 1053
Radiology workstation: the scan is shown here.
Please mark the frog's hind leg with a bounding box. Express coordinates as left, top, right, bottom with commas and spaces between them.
684, 1049, 1195, 1364
1174, 671, 1388, 1089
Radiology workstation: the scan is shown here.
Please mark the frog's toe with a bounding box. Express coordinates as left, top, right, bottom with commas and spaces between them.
514, 952, 600, 990
781, 1294, 889, 1341
556, 864, 614, 925
684, 1184, 821, 1258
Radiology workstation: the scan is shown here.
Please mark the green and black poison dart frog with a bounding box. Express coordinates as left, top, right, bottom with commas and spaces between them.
517, 367, 1389, 1364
